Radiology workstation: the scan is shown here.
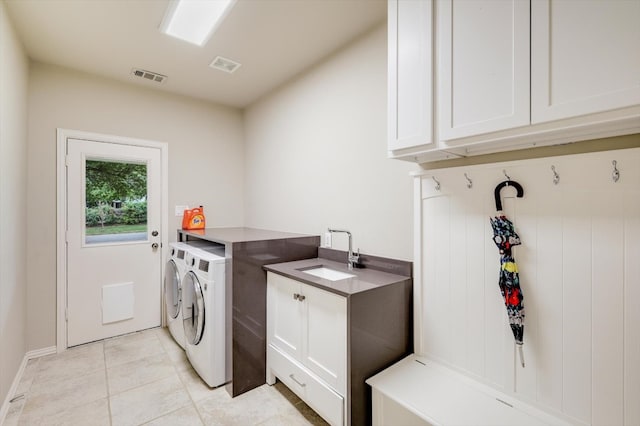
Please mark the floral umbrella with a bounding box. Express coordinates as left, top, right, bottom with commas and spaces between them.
491, 179, 525, 367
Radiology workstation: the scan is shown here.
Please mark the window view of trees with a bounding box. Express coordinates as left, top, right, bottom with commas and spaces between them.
85, 160, 147, 236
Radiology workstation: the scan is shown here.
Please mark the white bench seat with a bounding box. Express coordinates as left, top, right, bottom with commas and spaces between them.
366, 355, 573, 426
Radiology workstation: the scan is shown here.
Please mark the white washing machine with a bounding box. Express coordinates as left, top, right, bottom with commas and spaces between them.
164, 242, 190, 349
182, 247, 226, 387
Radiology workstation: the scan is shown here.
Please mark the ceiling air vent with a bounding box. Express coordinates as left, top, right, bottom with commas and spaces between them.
209, 56, 241, 74
131, 68, 167, 84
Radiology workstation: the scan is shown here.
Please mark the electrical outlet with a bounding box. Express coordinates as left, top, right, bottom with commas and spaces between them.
175, 205, 189, 216
324, 232, 332, 248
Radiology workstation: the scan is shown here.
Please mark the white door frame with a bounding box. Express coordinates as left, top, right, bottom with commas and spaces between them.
56, 128, 169, 353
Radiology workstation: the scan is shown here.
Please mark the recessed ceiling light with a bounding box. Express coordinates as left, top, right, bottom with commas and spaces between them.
160, 0, 236, 46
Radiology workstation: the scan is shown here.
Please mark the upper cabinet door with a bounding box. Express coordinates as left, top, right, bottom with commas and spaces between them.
531, 0, 640, 123
388, 0, 434, 152
438, 0, 530, 140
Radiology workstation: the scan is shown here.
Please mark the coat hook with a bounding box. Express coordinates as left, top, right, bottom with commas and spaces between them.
432, 176, 441, 191
503, 169, 511, 181
551, 165, 560, 185
464, 173, 473, 189
612, 160, 620, 183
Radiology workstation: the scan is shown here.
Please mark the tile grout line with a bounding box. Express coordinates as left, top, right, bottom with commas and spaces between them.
160, 327, 208, 426
102, 342, 113, 426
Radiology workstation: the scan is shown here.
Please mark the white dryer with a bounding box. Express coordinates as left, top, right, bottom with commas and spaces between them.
182, 247, 226, 387
164, 242, 189, 349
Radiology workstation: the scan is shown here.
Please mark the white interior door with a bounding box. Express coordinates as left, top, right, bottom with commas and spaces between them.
66, 138, 162, 347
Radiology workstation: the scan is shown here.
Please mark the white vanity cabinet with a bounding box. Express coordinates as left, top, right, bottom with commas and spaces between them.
265, 254, 413, 426
266, 272, 347, 426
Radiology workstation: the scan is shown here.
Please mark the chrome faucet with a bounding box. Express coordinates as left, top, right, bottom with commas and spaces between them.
327, 228, 360, 270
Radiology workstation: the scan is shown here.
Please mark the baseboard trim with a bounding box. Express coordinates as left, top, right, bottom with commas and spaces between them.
0, 346, 57, 424
26, 346, 56, 359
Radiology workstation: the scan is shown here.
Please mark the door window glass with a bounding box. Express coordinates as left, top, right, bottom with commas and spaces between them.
85, 159, 147, 244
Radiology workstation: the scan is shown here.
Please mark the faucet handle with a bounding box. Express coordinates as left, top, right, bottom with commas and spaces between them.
350, 249, 364, 268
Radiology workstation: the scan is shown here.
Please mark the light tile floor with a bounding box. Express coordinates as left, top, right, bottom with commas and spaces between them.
3, 327, 328, 426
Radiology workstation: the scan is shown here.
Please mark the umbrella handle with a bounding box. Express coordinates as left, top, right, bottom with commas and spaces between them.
517, 344, 525, 368
494, 180, 524, 211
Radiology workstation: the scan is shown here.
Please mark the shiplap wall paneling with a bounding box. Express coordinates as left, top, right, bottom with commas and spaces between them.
591, 186, 624, 425
531, 166, 564, 413
420, 171, 515, 393
624, 187, 640, 426
463, 177, 487, 379
561, 186, 592, 422
415, 148, 640, 425
421, 193, 451, 364
509, 163, 542, 404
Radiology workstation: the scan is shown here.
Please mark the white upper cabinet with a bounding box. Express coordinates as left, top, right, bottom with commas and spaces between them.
438, 0, 530, 139
531, 0, 640, 123
388, 0, 640, 162
387, 0, 435, 153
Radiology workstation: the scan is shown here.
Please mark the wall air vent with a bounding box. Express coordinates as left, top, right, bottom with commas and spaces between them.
209, 56, 241, 74
131, 68, 167, 84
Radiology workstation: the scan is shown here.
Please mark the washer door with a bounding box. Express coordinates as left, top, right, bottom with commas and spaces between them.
182, 271, 205, 345
164, 260, 180, 319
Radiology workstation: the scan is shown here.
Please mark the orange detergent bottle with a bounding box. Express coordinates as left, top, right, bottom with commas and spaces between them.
182, 206, 206, 230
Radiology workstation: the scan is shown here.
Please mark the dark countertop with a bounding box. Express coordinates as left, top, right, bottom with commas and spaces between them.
179, 227, 314, 244
264, 257, 411, 297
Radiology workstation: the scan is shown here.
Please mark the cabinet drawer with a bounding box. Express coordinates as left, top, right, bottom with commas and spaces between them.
268, 344, 344, 426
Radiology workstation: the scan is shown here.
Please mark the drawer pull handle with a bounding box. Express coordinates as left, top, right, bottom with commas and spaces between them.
289, 374, 306, 387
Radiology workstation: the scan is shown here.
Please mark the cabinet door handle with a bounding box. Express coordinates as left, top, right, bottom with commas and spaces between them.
293, 293, 299, 300
289, 374, 306, 387
297, 294, 305, 302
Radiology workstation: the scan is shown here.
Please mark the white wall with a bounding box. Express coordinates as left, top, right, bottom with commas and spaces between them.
0, 0, 29, 410
26, 63, 245, 350
244, 23, 416, 261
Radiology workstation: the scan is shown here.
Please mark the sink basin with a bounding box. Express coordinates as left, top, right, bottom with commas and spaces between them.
300, 266, 356, 281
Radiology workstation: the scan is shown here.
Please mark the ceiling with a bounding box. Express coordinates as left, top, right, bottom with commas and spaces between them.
5, 0, 386, 109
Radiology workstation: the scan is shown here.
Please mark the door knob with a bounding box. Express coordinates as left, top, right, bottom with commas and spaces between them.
151, 243, 159, 249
